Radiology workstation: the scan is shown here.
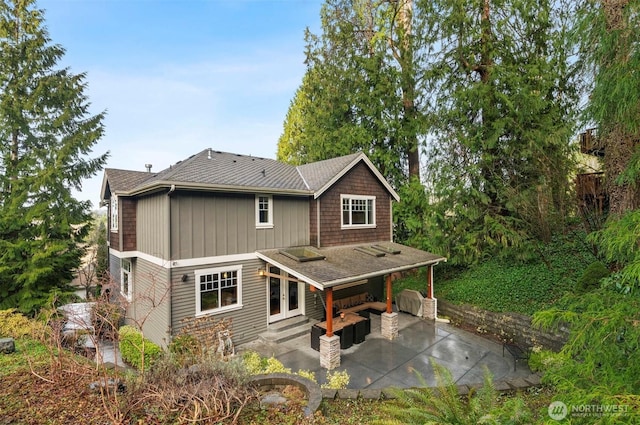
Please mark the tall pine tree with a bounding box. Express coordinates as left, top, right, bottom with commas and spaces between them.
419, 0, 579, 264
578, 0, 640, 289
0, 0, 108, 313
277, 0, 431, 187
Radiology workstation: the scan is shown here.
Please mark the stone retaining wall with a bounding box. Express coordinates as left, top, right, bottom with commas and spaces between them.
438, 300, 569, 351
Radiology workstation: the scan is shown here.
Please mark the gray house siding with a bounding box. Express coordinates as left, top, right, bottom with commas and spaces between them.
126, 258, 171, 348
170, 192, 310, 259
109, 253, 121, 281
304, 285, 325, 321
170, 257, 268, 345
136, 194, 169, 260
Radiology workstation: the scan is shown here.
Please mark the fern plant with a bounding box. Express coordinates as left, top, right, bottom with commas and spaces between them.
376, 361, 531, 424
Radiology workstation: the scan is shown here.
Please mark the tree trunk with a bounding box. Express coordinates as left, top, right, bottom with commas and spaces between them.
601, 0, 640, 216
398, 0, 421, 180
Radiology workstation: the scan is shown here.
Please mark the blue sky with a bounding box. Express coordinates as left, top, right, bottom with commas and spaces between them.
38, 0, 322, 207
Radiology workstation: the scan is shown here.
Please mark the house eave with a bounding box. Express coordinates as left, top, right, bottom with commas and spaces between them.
123, 181, 314, 197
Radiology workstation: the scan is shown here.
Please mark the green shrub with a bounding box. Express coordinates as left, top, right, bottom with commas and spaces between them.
322, 370, 350, 389
0, 309, 43, 339
168, 333, 202, 359
118, 325, 162, 370
528, 347, 567, 373
575, 261, 610, 293
241, 350, 321, 383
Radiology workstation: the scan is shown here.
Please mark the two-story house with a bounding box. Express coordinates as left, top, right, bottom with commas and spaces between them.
100, 149, 444, 367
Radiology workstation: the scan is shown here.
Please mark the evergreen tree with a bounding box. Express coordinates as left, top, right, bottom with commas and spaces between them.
0, 0, 108, 313
577, 0, 640, 217
418, 0, 579, 264
277, 0, 431, 187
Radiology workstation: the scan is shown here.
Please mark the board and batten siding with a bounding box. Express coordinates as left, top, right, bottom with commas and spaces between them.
126, 257, 171, 348
170, 192, 310, 260
136, 193, 169, 260
170, 257, 268, 345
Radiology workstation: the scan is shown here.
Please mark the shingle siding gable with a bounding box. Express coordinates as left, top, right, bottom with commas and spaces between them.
317, 162, 392, 247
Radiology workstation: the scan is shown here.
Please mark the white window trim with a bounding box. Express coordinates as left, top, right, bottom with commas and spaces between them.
110, 196, 118, 232
341, 194, 376, 229
195, 265, 243, 316
255, 194, 274, 229
120, 258, 132, 301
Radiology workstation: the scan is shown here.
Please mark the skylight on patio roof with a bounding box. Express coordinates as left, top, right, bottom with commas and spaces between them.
355, 246, 386, 257
279, 247, 326, 262
371, 244, 401, 255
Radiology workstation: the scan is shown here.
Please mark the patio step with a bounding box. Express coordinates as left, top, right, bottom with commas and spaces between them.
259, 316, 316, 344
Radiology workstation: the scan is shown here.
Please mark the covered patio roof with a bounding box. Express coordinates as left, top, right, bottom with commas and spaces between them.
256, 242, 446, 290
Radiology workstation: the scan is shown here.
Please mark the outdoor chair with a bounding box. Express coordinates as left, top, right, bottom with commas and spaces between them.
353, 318, 368, 344
310, 324, 326, 351
335, 324, 354, 349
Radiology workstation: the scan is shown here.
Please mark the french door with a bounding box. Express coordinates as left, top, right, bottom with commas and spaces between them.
268, 266, 303, 323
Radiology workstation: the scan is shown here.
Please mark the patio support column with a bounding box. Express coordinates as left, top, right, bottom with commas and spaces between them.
385, 274, 393, 314
423, 265, 437, 320
381, 274, 398, 340
325, 287, 333, 337
320, 287, 340, 369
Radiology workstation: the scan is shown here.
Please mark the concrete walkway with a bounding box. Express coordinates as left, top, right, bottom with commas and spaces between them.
239, 312, 532, 389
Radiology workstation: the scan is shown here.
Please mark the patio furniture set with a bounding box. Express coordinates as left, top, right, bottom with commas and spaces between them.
310, 292, 386, 350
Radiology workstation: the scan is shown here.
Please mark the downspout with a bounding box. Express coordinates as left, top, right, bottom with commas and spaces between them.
166, 185, 175, 343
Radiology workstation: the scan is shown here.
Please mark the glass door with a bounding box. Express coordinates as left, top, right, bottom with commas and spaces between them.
269, 266, 284, 322
287, 279, 302, 317
268, 267, 304, 323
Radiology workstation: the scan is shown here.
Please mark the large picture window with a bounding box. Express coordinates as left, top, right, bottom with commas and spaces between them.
341, 195, 376, 228
195, 265, 242, 315
121, 258, 132, 300
110, 196, 118, 232
255, 194, 273, 228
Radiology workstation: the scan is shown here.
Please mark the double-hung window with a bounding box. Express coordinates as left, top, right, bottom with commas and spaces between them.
341, 194, 376, 228
255, 194, 273, 228
110, 196, 118, 232
195, 265, 242, 315
121, 258, 132, 300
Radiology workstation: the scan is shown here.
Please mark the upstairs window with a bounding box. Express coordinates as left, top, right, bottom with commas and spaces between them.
341, 195, 376, 228
255, 195, 273, 228
195, 266, 242, 315
110, 196, 118, 232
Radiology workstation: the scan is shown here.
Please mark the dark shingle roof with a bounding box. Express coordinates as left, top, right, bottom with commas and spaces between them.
135, 149, 308, 192
257, 242, 446, 289
102, 148, 398, 200
296, 152, 362, 191
104, 168, 155, 192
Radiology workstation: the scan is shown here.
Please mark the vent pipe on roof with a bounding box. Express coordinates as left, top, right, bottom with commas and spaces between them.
207, 148, 212, 160
145, 164, 152, 173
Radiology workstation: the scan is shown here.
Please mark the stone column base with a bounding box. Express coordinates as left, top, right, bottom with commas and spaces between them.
423, 297, 437, 320
381, 312, 398, 340
319, 334, 341, 369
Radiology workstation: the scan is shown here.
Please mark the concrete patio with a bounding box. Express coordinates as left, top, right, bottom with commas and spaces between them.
239, 312, 532, 389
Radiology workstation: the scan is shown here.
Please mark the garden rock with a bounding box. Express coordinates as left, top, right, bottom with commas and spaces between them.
0, 337, 15, 354
89, 378, 126, 393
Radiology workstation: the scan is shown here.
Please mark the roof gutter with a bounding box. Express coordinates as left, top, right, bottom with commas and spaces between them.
125, 181, 313, 197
